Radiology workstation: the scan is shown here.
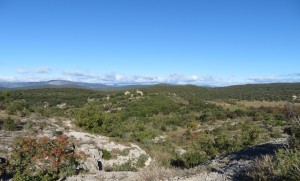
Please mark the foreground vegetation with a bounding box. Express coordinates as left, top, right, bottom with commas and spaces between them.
0, 83, 299, 180
247, 112, 300, 181
0, 135, 86, 180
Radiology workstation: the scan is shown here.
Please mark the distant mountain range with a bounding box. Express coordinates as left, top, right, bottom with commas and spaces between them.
0, 80, 148, 90
1, 80, 300, 92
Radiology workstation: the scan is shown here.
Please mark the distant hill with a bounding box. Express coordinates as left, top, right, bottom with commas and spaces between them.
0, 80, 107, 89
1, 80, 299, 102
141, 83, 300, 102
0, 80, 148, 91
213, 83, 300, 101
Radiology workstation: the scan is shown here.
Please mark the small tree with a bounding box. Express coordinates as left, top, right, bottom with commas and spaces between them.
6, 100, 27, 116
182, 151, 207, 168
102, 149, 111, 160
3, 117, 17, 131
75, 102, 104, 132
9, 135, 87, 180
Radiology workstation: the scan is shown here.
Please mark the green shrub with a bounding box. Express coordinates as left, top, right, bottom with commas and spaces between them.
136, 154, 149, 168
54, 130, 64, 136
247, 112, 300, 180
6, 100, 28, 116
160, 125, 167, 132
283, 116, 300, 148
3, 117, 17, 131
122, 95, 180, 118
135, 130, 156, 142
8, 135, 86, 180
0, 118, 3, 130
75, 102, 104, 132
242, 124, 262, 146
275, 120, 285, 126
23, 120, 34, 131
199, 111, 216, 122
111, 161, 137, 171
270, 128, 282, 138
182, 151, 207, 168
11, 173, 37, 181
226, 111, 238, 119
276, 149, 300, 180
60, 163, 77, 177
102, 149, 111, 160
247, 149, 300, 181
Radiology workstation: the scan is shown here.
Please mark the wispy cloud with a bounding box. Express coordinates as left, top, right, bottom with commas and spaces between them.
248, 73, 300, 84
2, 70, 300, 86
37, 67, 52, 74
62, 71, 94, 78
0, 76, 18, 82
0, 75, 64, 83
60, 71, 230, 86
16, 68, 29, 74
283, 73, 300, 77
16, 67, 52, 74
248, 77, 282, 83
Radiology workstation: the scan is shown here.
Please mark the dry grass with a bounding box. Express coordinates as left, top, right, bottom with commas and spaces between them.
211, 100, 300, 108
138, 163, 207, 181
246, 155, 277, 180
247, 149, 300, 181
239, 101, 300, 108
138, 163, 176, 181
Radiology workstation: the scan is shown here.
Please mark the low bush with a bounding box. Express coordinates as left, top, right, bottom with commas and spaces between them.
182, 151, 207, 168
3, 117, 17, 131
247, 112, 300, 180
136, 154, 149, 168
7, 135, 87, 180
247, 149, 300, 181
110, 161, 137, 172
102, 149, 111, 160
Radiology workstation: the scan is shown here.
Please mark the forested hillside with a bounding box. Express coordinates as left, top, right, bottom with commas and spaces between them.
2, 83, 299, 104
142, 83, 300, 102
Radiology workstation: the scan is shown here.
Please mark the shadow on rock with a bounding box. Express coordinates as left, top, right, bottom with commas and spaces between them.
230, 142, 285, 161
228, 142, 286, 181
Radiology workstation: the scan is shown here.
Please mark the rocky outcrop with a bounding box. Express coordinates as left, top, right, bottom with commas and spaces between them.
66, 138, 287, 181
177, 138, 287, 181
57, 120, 152, 173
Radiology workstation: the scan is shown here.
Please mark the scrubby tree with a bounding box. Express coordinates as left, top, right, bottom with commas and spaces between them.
75, 102, 104, 132
182, 151, 207, 168
6, 100, 28, 116
3, 117, 17, 131
8, 135, 86, 180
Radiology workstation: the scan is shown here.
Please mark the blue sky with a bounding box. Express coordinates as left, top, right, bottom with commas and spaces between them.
0, 0, 299, 86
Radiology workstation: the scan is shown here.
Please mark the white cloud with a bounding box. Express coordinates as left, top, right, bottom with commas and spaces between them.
62, 71, 89, 77
1, 70, 300, 86
37, 67, 52, 74
284, 73, 300, 77
16, 68, 29, 74
0, 76, 18, 82
61, 71, 98, 81
248, 77, 282, 83
92, 73, 225, 86
248, 73, 300, 84
16, 67, 52, 74
0, 75, 62, 83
